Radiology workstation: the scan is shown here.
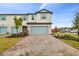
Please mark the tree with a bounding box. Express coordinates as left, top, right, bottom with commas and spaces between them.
14, 16, 23, 34
18, 17, 23, 33
72, 12, 79, 35
52, 27, 60, 33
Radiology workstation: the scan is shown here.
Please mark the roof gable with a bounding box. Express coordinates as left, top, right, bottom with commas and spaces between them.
36, 9, 52, 14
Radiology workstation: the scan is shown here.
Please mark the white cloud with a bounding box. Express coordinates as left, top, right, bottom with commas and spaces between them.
38, 3, 49, 10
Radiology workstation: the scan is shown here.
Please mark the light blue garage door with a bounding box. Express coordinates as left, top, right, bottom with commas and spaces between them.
31, 26, 48, 35
0, 27, 7, 34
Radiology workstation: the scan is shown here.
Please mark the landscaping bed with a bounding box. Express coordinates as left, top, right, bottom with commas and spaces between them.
6, 34, 28, 38
53, 33, 79, 41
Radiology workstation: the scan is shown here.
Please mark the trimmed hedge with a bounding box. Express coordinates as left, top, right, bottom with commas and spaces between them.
54, 33, 79, 41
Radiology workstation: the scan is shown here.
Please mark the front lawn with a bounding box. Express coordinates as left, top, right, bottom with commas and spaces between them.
0, 38, 21, 54
62, 39, 79, 50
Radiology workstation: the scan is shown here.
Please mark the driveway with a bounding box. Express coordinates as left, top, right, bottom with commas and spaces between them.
1, 35, 79, 56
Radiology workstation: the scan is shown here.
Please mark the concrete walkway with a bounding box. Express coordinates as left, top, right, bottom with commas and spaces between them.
1, 35, 79, 56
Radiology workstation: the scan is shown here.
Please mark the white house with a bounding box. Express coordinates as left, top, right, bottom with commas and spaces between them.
0, 9, 52, 35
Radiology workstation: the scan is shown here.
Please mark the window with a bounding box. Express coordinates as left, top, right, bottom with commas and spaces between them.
2, 18, 5, 20
41, 14, 47, 19
22, 16, 27, 20
32, 15, 34, 20
0, 15, 6, 21
23, 18, 26, 20
32, 18, 34, 20
42, 16, 45, 19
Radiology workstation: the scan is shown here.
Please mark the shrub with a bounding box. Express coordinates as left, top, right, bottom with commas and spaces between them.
54, 33, 79, 41
6, 32, 9, 34
6, 33, 28, 38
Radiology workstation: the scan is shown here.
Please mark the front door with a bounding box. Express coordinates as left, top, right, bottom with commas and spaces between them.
22, 26, 28, 35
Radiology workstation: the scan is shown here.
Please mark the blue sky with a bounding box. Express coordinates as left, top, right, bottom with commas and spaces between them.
0, 3, 79, 28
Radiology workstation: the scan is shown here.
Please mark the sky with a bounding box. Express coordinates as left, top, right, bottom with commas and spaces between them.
0, 3, 79, 28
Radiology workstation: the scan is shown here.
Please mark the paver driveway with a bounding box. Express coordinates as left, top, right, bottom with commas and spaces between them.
1, 35, 79, 56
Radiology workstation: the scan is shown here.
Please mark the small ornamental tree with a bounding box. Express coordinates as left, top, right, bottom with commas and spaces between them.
14, 16, 23, 34
52, 27, 60, 33
18, 17, 23, 34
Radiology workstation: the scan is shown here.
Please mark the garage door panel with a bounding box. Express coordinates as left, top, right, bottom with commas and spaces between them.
31, 26, 48, 35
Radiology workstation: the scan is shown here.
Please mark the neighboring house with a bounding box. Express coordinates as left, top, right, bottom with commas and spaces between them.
70, 29, 78, 33
60, 27, 71, 33
60, 27, 78, 33
0, 9, 52, 35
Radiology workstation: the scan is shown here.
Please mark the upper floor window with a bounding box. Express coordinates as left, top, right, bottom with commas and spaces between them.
2, 18, 5, 20
42, 16, 45, 19
23, 18, 26, 20
0, 15, 6, 21
41, 14, 47, 19
32, 15, 34, 20
22, 16, 27, 21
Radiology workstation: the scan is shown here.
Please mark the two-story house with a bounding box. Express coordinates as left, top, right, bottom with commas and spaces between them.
0, 9, 52, 35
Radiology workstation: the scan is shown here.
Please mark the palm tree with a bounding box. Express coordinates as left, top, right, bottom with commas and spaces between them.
14, 16, 23, 34
18, 17, 23, 34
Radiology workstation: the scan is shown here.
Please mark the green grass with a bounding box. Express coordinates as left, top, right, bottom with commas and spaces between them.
0, 38, 21, 54
62, 39, 79, 50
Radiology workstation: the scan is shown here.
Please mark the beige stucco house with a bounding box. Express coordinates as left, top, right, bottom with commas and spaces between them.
0, 9, 52, 35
